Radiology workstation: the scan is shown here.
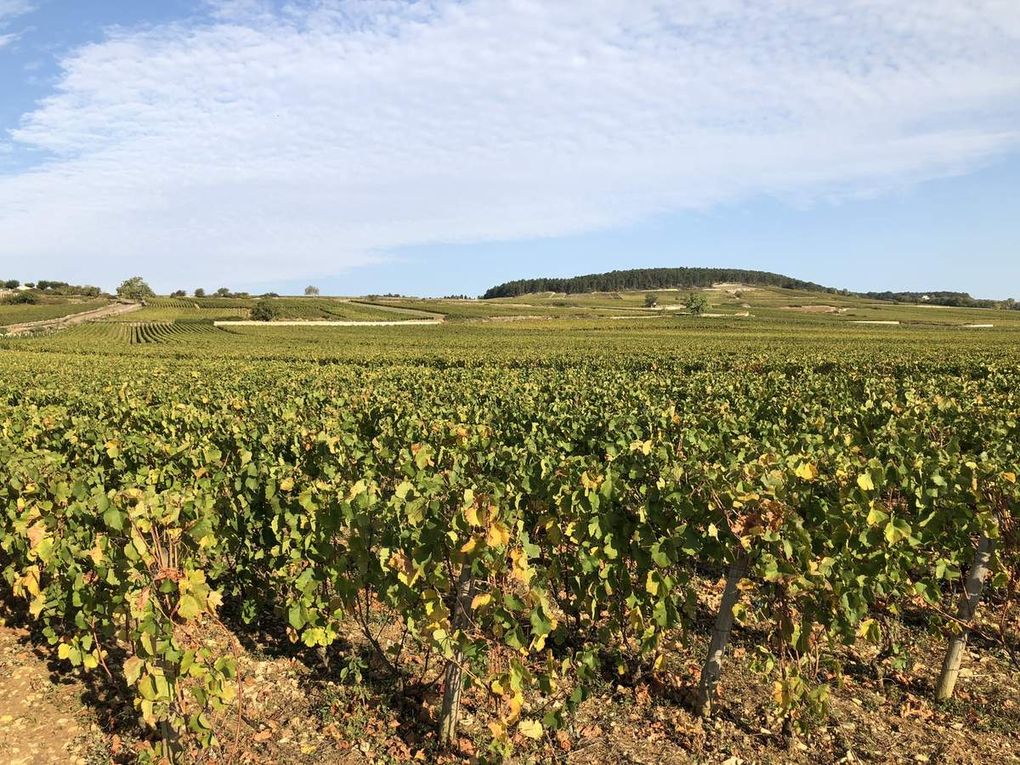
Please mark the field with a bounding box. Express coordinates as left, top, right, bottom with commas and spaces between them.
0, 296, 111, 327
1, 291, 1018, 764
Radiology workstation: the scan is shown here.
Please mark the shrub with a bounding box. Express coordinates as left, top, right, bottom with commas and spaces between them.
3, 291, 39, 305
250, 300, 279, 321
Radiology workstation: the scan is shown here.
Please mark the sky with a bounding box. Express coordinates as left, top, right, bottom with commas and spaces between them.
0, 1, 1018, 298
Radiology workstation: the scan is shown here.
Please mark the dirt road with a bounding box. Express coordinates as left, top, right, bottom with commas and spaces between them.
2, 302, 141, 336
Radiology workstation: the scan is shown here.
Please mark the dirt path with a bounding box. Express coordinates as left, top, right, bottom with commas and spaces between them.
215, 319, 443, 327
0, 626, 99, 765
3, 301, 141, 336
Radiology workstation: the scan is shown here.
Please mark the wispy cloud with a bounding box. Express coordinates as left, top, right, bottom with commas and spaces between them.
0, 0, 32, 25
1, 0, 1019, 288
0, 0, 32, 44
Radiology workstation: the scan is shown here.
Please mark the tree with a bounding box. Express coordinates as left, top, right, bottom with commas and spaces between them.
3, 280, 19, 289
194, 288, 206, 298
304, 285, 320, 296
116, 276, 154, 301
685, 293, 708, 316
250, 299, 279, 322
644, 293, 659, 308
170, 290, 186, 298
214, 287, 231, 297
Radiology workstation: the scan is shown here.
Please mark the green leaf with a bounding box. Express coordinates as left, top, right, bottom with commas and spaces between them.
177, 594, 204, 621
884, 517, 911, 544
866, 504, 888, 527
103, 507, 124, 531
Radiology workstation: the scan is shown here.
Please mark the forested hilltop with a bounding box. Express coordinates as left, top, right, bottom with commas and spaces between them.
481, 267, 836, 298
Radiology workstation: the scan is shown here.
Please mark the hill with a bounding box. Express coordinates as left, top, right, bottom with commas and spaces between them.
481, 267, 836, 299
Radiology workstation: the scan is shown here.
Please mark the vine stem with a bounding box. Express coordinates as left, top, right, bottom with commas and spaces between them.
439, 564, 475, 747
696, 545, 749, 717
935, 533, 994, 701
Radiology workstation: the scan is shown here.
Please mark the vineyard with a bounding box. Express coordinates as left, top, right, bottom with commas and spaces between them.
0, 297, 111, 327
107, 298, 437, 324
1, 316, 1019, 764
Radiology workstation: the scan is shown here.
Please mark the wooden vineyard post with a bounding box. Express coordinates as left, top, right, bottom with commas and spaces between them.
696, 547, 749, 716
439, 566, 475, 746
935, 533, 994, 701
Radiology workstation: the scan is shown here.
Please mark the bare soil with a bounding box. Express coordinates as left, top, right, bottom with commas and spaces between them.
781, 305, 846, 314
2, 597, 1017, 765
0, 626, 106, 765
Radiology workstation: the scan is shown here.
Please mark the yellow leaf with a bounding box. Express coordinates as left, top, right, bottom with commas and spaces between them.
487, 520, 510, 548
279, 477, 294, 492
471, 593, 492, 610
857, 473, 875, 491
140, 699, 156, 727
464, 503, 482, 527
29, 594, 45, 618
1003, 472, 1017, 484
88, 537, 105, 565
772, 680, 786, 706
503, 691, 523, 723
856, 618, 878, 640
26, 522, 46, 552
795, 463, 818, 481
510, 548, 535, 585
207, 590, 223, 613
645, 571, 659, 596
488, 721, 507, 741
518, 719, 543, 739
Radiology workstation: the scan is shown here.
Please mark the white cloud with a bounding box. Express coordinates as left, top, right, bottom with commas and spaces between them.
0, 0, 32, 24
1, 0, 1019, 288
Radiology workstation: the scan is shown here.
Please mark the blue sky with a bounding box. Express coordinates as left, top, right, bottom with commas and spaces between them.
1, 0, 1018, 298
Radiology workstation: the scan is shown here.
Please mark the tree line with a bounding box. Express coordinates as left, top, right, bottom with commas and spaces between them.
863, 291, 1020, 310
481, 267, 836, 298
